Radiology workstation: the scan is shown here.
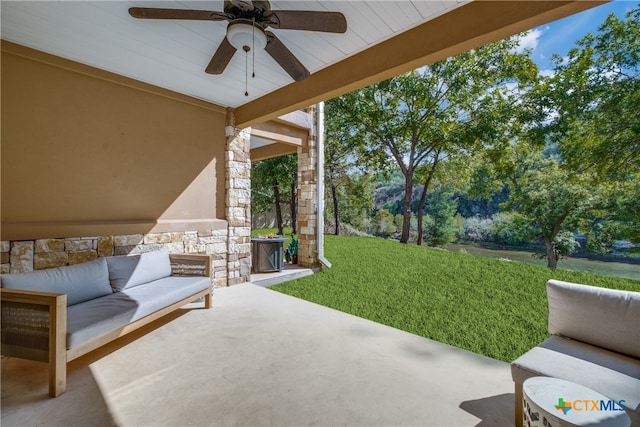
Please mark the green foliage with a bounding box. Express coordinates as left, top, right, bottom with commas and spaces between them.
251, 154, 297, 215
507, 6, 640, 252
288, 234, 298, 257
383, 200, 403, 216
393, 214, 404, 233
553, 231, 581, 257
462, 216, 493, 243
272, 235, 640, 362
589, 177, 640, 246
321, 9, 639, 255
489, 212, 533, 246
548, 7, 640, 179
325, 171, 376, 233
423, 185, 459, 246
328, 35, 538, 243
511, 156, 591, 231
371, 209, 396, 238
324, 98, 368, 234
486, 141, 598, 267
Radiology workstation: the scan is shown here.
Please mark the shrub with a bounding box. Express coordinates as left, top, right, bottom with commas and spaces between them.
463, 216, 493, 242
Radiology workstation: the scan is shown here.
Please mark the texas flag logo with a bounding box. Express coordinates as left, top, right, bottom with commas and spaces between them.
555, 398, 573, 415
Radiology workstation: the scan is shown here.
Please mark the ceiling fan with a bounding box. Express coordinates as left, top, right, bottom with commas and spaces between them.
128, 0, 347, 82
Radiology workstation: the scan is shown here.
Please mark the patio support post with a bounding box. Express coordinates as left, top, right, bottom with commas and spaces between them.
296, 106, 320, 268
225, 107, 252, 285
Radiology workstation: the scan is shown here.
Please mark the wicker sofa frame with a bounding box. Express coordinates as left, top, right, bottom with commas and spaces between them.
1, 254, 212, 397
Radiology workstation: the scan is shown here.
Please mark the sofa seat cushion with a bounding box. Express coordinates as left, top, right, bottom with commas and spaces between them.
511, 335, 640, 420
1, 258, 112, 306
119, 276, 210, 318
67, 293, 139, 348
67, 276, 210, 348
106, 249, 172, 292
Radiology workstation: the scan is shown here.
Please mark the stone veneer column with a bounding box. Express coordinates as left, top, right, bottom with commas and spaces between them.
297, 106, 320, 268
225, 108, 252, 285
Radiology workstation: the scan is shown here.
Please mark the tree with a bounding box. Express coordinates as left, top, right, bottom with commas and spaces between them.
251, 154, 297, 234
423, 184, 459, 246
324, 98, 359, 235
547, 7, 640, 180
505, 6, 640, 255
330, 36, 537, 244
415, 148, 442, 245
501, 147, 593, 268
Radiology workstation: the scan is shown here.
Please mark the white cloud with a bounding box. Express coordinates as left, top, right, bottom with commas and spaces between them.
539, 69, 555, 78
516, 28, 544, 53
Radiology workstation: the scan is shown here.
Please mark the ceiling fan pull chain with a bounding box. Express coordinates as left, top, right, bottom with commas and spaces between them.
244, 45, 249, 96
252, 18, 256, 78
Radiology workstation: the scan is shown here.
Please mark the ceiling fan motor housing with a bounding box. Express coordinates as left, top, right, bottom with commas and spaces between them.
227, 20, 267, 51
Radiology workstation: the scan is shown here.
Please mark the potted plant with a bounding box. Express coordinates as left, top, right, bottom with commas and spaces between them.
288, 234, 298, 264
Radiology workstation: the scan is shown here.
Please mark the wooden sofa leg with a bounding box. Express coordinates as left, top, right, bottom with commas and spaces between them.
515, 382, 523, 427
49, 295, 67, 397
204, 291, 213, 309
49, 355, 67, 397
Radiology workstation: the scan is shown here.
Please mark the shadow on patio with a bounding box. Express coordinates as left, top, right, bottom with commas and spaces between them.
1, 284, 515, 426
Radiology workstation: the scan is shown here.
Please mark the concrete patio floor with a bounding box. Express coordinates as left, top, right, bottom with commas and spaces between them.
1, 283, 516, 427
250, 263, 316, 287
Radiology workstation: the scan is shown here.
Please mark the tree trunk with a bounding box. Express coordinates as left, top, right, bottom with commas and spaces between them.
332, 183, 340, 235
273, 180, 283, 235
544, 237, 558, 269
416, 184, 428, 246
416, 150, 441, 246
400, 173, 414, 244
290, 178, 297, 234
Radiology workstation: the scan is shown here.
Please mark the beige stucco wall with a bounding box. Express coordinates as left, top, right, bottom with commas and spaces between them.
1, 42, 228, 241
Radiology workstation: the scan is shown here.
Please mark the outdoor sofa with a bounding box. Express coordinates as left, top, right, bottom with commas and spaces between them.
511, 279, 640, 426
1, 248, 212, 397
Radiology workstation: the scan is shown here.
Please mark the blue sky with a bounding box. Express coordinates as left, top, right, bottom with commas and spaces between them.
523, 0, 639, 72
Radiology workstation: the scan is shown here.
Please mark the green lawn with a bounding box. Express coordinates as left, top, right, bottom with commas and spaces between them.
270, 234, 640, 363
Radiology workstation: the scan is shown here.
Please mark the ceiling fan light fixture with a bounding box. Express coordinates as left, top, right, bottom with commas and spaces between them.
227, 22, 267, 51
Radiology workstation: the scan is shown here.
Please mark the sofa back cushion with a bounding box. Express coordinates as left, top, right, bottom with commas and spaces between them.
0, 257, 112, 306
106, 248, 172, 292
547, 279, 640, 358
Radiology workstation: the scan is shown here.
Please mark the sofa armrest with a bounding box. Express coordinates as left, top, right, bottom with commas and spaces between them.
0, 288, 67, 396
169, 254, 212, 279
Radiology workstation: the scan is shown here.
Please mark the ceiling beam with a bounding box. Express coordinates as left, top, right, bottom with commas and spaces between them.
235, 0, 607, 128
251, 143, 299, 162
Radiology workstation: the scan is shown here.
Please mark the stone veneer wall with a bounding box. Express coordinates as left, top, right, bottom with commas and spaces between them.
0, 231, 229, 287
296, 105, 320, 268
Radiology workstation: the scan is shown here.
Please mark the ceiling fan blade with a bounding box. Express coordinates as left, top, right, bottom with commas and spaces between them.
128, 8, 228, 21
206, 37, 237, 74
267, 11, 347, 33
265, 31, 310, 82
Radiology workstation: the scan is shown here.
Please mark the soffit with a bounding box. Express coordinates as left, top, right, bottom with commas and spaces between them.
0, 1, 467, 108
1, 1, 606, 129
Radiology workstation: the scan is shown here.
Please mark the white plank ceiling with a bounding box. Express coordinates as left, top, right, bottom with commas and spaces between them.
1, 1, 467, 109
